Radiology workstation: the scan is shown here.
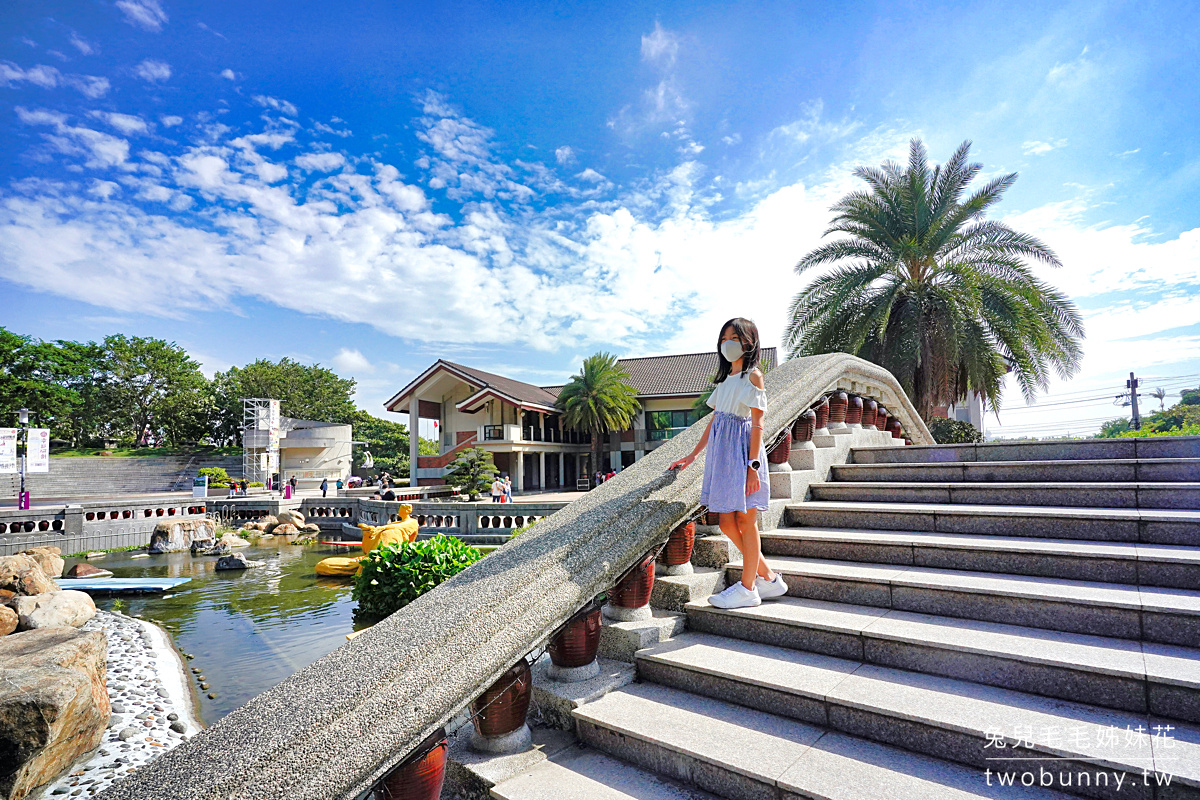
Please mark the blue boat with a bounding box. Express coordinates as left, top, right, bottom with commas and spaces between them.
59, 577, 192, 594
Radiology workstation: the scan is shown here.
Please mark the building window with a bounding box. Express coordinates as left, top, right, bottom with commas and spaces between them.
647, 409, 700, 440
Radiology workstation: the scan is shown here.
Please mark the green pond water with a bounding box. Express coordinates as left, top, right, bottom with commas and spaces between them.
70, 542, 418, 725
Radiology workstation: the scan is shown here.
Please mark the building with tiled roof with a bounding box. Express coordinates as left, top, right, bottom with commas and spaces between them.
385, 348, 778, 493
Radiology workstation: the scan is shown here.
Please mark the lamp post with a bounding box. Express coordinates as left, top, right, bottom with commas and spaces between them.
17, 408, 29, 510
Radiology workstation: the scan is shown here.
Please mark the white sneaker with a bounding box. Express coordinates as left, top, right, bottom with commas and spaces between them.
755, 573, 788, 600
708, 581, 761, 609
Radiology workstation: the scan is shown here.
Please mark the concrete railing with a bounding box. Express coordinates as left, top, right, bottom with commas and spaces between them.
0, 498, 209, 555
97, 354, 932, 800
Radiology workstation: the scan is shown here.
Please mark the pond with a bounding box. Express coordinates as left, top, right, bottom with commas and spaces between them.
73, 542, 368, 725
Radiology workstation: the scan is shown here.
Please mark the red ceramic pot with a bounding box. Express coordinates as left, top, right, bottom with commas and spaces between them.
792, 410, 816, 443
767, 430, 792, 464
815, 398, 830, 430
662, 521, 696, 567
829, 391, 848, 424
610, 552, 656, 609
471, 660, 531, 738
704, 510, 719, 526
887, 418, 903, 439
875, 407, 889, 432
862, 399, 878, 429
846, 395, 863, 425
375, 730, 447, 800
548, 607, 602, 668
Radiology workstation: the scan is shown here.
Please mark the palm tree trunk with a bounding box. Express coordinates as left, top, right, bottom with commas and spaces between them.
591, 426, 602, 483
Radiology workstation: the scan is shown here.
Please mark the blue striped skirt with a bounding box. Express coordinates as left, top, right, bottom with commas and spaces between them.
700, 410, 770, 513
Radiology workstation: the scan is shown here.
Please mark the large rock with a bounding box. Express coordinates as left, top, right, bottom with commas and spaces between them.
63, 563, 113, 579
219, 532, 252, 548
258, 515, 280, 532
11, 591, 96, 631
148, 518, 217, 554
190, 540, 230, 556
277, 509, 305, 528
0, 627, 110, 800
215, 553, 264, 571
300, 523, 320, 534
18, 548, 65, 581
273, 523, 299, 536
0, 606, 16, 636
0, 555, 59, 596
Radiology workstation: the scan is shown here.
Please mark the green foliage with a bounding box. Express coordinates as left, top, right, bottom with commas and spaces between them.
784, 139, 1084, 420
443, 447, 499, 500
199, 467, 232, 487
509, 520, 538, 537
1182, 386, 1200, 406
928, 417, 984, 444
1112, 423, 1200, 438
350, 410, 437, 478
352, 535, 483, 619
211, 358, 357, 444
1096, 418, 1133, 438
557, 352, 640, 475
99, 334, 214, 447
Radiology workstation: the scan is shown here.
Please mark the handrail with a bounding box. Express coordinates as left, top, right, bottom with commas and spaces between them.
97, 354, 931, 800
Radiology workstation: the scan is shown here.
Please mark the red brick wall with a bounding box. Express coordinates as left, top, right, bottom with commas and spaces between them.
417, 432, 479, 469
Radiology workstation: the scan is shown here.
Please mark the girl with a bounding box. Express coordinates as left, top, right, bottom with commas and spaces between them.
668, 317, 787, 609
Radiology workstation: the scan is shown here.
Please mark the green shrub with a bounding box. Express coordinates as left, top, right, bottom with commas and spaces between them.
928, 417, 984, 444
248, 481, 264, 487
352, 535, 483, 620
1111, 422, 1200, 438
509, 520, 538, 538
199, 466, 231, 487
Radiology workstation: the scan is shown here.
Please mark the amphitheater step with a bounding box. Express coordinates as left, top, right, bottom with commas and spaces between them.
784, 501, 1200, 545
574, 681, 1075, 800
684, 596, 1200, 723
632, 633, 1199, 799
724, 556, 1200, 647
490, 744, 721, 800
759, 528, 1200, 588
831, 458, 1200, 484
811, 481, 1200, 510
849, 436, 1200, 464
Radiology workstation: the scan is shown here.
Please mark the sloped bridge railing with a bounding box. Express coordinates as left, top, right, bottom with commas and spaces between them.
99, 354, 933, 800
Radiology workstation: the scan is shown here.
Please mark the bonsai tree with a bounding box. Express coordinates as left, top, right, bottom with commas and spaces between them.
785, 138, 1083, 420
556, 353, 640, 482
443, 446, 499, 501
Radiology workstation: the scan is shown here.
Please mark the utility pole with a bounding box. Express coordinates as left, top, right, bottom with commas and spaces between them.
1127, 373, 1141, 431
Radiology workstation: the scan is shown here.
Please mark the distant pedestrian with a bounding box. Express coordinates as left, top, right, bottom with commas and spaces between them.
490, 476, 503, 503
503, 474, 513, 502
336, 478, 344, 492
382, 488, 397, 501
289, 476, 298, 492
320, 478, 328, 498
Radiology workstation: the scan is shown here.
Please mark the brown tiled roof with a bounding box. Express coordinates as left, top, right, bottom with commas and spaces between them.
442, 361, 561, 409
542, 348, 777, 398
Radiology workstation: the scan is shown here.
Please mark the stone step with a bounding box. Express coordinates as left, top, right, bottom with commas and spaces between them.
684, 596, 1200, 723
633, 632, 1199, 799
759, 527, 1200, 589
724, 555, 1200, 647
850, 437, 1200, 464
812, 481, 1200, 510
784, 501, 1200, 545
574, 681, 1075, 800
831, 458, 1200, 484
598, 610, 686, 663
490, 745, 722, 800
649, 567, 725, 613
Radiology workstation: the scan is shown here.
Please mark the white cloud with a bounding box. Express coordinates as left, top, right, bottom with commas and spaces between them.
160, 115, 183, 127
1046, 47, 1094, 88
16, 106, 131, 168
293, 151, 346, 171
116, 0, 168, 32
722, 133, 742, 146
576, 168, 606, 183
641, 22, 679, 67
91, 112, 150, 136
219, 68, 236, 80
313, 120, 352, 138
253, 95, 298, 117
1, 62, 61, 89
332, 348, 374, 374
1022, 138, 1067, 156
69, 34, 96, 55
65, 75, 110, 98
1117, 148, 1140, 157
134, 59, 171, 83
555, 146, 574, 165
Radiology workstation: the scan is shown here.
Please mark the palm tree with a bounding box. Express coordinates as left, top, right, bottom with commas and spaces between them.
784, 139, 1084, 419
1152, 387, 1167, 412
556, 353, 640, 481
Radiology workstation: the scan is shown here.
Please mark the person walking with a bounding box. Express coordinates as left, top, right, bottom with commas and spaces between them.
503, 474, 513, 502
320, 477, 328, 498
490, 475, 504, 503
669, 317, 784, 609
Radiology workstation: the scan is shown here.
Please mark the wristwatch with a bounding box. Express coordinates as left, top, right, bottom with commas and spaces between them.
747, 458, 761, 470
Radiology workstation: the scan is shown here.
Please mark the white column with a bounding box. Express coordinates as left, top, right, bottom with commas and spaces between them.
409, 395, 420, 486
516, 451, 525, 493
558, 452, 565, 487
539, 451, 546, 491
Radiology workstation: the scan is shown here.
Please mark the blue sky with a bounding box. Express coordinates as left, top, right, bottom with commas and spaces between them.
2, 0, 1199, 438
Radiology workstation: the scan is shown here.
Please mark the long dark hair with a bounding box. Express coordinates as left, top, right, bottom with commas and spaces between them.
714, 317, 761, 384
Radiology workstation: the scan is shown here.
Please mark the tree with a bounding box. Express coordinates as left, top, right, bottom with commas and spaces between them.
784, 139, 1084, 420
443, 447, 498, 501
211, 358, 357, 444
0, 328, 105, 444
556, 353, 640, 478
351, 410, 438, 478
1151, 387, 1167, 412
1097, 418, 1133, 438
98, 335, 212, 446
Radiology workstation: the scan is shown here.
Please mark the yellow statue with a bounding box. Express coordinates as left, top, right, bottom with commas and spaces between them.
314, 503, 420, 577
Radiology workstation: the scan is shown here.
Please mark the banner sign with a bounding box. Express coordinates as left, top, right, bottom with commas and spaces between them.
0, 429, 15, 473
27, 429, 50, 473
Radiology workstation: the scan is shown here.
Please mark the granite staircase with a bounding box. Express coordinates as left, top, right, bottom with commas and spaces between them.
453, 436, 1200, 800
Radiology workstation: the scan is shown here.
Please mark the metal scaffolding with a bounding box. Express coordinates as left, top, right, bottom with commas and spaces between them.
242, 398, 280, 487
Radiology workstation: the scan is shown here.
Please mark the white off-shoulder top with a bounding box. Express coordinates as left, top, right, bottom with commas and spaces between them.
706, 370, 768, 418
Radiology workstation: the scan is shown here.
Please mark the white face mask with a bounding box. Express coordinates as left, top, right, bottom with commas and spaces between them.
720, 339, 744, 362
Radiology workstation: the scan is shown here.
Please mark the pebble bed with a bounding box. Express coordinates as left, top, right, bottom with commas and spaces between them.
35, 610, 203, 799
